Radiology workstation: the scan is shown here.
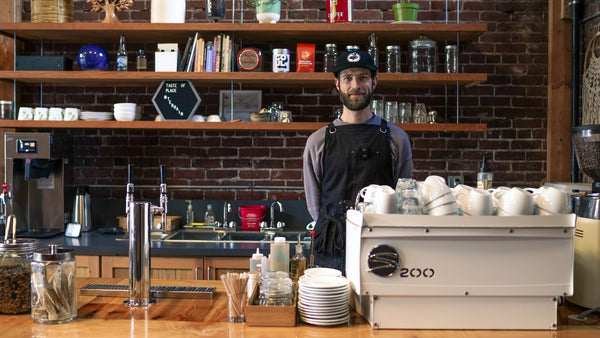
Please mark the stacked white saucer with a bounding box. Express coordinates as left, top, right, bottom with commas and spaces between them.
298, 268, 349, 326
80, 111, 113, 121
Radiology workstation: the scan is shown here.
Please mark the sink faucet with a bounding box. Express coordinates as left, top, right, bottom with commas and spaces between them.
270, 201, 283, 229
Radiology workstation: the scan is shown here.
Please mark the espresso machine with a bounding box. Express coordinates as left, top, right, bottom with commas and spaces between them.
569, 125, 600, 310
3, 132, 64, 237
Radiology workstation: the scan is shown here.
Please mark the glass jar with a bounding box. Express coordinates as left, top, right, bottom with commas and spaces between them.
0, 238, 39, 314
408, 34, 438, 73
31, 245, 77, 324
412, 103, 428, 123
323, 43, 338, 72
385, 45, 401, 73
258, 271, 293, 306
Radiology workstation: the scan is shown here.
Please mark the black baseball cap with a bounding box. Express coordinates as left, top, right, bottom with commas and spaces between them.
332, 50, 378, 76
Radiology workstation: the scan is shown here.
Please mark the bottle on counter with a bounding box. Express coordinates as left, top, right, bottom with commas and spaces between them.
269, 237, 289, 273
477, 156, 493, 190
116, 34, 128, 71
136, 49, 147, 71
185, 200, 194, 226
249, 248, 263, 272
204, 204, 216, 226
290, 235, 307, 284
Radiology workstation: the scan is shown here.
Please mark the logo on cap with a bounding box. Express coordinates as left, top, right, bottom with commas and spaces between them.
347, 52, 361, 63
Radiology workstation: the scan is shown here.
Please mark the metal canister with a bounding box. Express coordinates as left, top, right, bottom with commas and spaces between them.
272, 48, 290, 73
237, 48, 263, 72
31, 244, 77, 324
0, 236, 39, 314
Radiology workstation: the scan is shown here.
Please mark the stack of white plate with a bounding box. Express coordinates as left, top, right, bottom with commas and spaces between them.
80, 111, 113, 121
298, 268, 349, 326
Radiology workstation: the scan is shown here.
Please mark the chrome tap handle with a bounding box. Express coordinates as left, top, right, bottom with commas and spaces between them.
159, 165, 168, 232
126, 164, 134, 215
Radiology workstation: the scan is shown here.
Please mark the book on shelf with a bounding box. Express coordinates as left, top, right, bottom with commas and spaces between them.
178, 36, 193, 72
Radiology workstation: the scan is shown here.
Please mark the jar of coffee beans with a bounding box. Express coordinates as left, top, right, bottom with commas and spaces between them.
0, 238, 39, 314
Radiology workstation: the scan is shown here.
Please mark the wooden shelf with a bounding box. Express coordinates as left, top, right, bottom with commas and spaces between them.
0, 120, 487, 133
0, 22, 487, 45
0, 71, 487, 89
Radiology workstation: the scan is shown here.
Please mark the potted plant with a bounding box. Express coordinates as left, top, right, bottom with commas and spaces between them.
242, 0, 285, 24
393, 0, 419, 22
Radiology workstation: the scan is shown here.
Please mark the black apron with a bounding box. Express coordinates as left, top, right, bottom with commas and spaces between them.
312, 119, 394, 273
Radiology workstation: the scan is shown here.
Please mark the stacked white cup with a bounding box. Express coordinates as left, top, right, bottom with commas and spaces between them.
452, 184, 494, 216
526, 186, 571, 215
420, 175, 458, 216
357, 184, 396, 214
491, 187, 535, 216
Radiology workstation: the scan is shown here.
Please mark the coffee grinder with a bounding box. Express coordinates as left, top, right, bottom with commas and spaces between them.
569, 125, 600, 309
3, 132, 64, 237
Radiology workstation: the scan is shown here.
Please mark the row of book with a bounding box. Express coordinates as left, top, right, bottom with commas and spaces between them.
178, 33, 233, 72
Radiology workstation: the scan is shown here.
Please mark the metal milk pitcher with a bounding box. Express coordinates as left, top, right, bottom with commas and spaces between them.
72, 186, 91, 232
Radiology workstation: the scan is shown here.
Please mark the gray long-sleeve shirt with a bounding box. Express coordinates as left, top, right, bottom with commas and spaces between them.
302, 114, 413, 221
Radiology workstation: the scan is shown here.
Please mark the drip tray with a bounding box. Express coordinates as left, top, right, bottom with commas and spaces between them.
81, 284, 216, 299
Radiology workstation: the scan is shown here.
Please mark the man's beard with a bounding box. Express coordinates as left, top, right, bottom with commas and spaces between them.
339, 86, 374, 111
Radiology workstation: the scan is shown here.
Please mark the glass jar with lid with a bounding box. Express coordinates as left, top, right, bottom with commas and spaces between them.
323, 43, 338, 72
0, 236, 39, 314
408, 34, 438, 73
31, 244, 77, 324
386, 45, 401, 73
258, 271, 294, 306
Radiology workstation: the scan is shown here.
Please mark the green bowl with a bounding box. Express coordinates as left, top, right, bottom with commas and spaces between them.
393, 3, 419, 22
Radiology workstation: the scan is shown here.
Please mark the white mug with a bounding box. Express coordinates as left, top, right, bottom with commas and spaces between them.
455, 186, 494, 216
374, 188, 397, 214
527, 186, 571, 215
420, 175, 451, 204
48, 107, 64, 121
17, 107, 33, 120
64, 107, 80, 121
33, 107, 48, 120
492, 187, 534, 216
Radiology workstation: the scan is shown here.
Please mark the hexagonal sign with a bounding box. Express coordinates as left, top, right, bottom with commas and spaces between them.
152, 80, 201, 121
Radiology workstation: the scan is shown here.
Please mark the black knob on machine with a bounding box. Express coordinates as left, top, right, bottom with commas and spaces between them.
367, 244, 400, 277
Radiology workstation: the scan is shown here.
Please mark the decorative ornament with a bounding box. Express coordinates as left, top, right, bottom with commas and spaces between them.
87, 0, 134, 23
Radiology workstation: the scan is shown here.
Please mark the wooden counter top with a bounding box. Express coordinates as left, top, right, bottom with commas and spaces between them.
1, 277, 599, 337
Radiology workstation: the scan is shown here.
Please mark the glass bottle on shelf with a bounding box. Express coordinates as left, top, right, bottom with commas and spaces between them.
323, 43, 337, 72
116, 34, 128, 71
368, 33, 378, 69
136, 49, 147, 71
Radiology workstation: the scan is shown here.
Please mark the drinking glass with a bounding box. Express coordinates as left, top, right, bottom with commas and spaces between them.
395, 178, 422, 214
371, 100, 384, 118
384, 101, 399, 123
399, 102, 412, 123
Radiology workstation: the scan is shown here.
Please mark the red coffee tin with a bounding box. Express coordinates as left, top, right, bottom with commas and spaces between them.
327, 0, 353, 23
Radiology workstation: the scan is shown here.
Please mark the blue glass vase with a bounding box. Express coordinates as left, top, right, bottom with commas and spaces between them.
77, 44, 109, 71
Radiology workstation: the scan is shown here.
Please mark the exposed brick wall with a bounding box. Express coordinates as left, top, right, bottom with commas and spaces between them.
16, 0, 562, 200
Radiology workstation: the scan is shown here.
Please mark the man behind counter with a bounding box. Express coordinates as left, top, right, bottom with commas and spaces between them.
302, 50, 413, 272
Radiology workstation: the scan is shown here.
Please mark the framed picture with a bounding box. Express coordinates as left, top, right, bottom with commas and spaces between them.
219, 90, 262, 121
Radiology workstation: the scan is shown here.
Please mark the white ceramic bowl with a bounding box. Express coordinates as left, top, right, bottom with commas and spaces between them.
114, 111, 136, 121
114, 102, 137, 110
207, 114, 222, 122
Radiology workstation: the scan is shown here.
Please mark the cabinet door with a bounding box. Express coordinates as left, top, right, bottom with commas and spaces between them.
204, 257, 249, 280
75, 255, 100, 277
101, 256, 204, 280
